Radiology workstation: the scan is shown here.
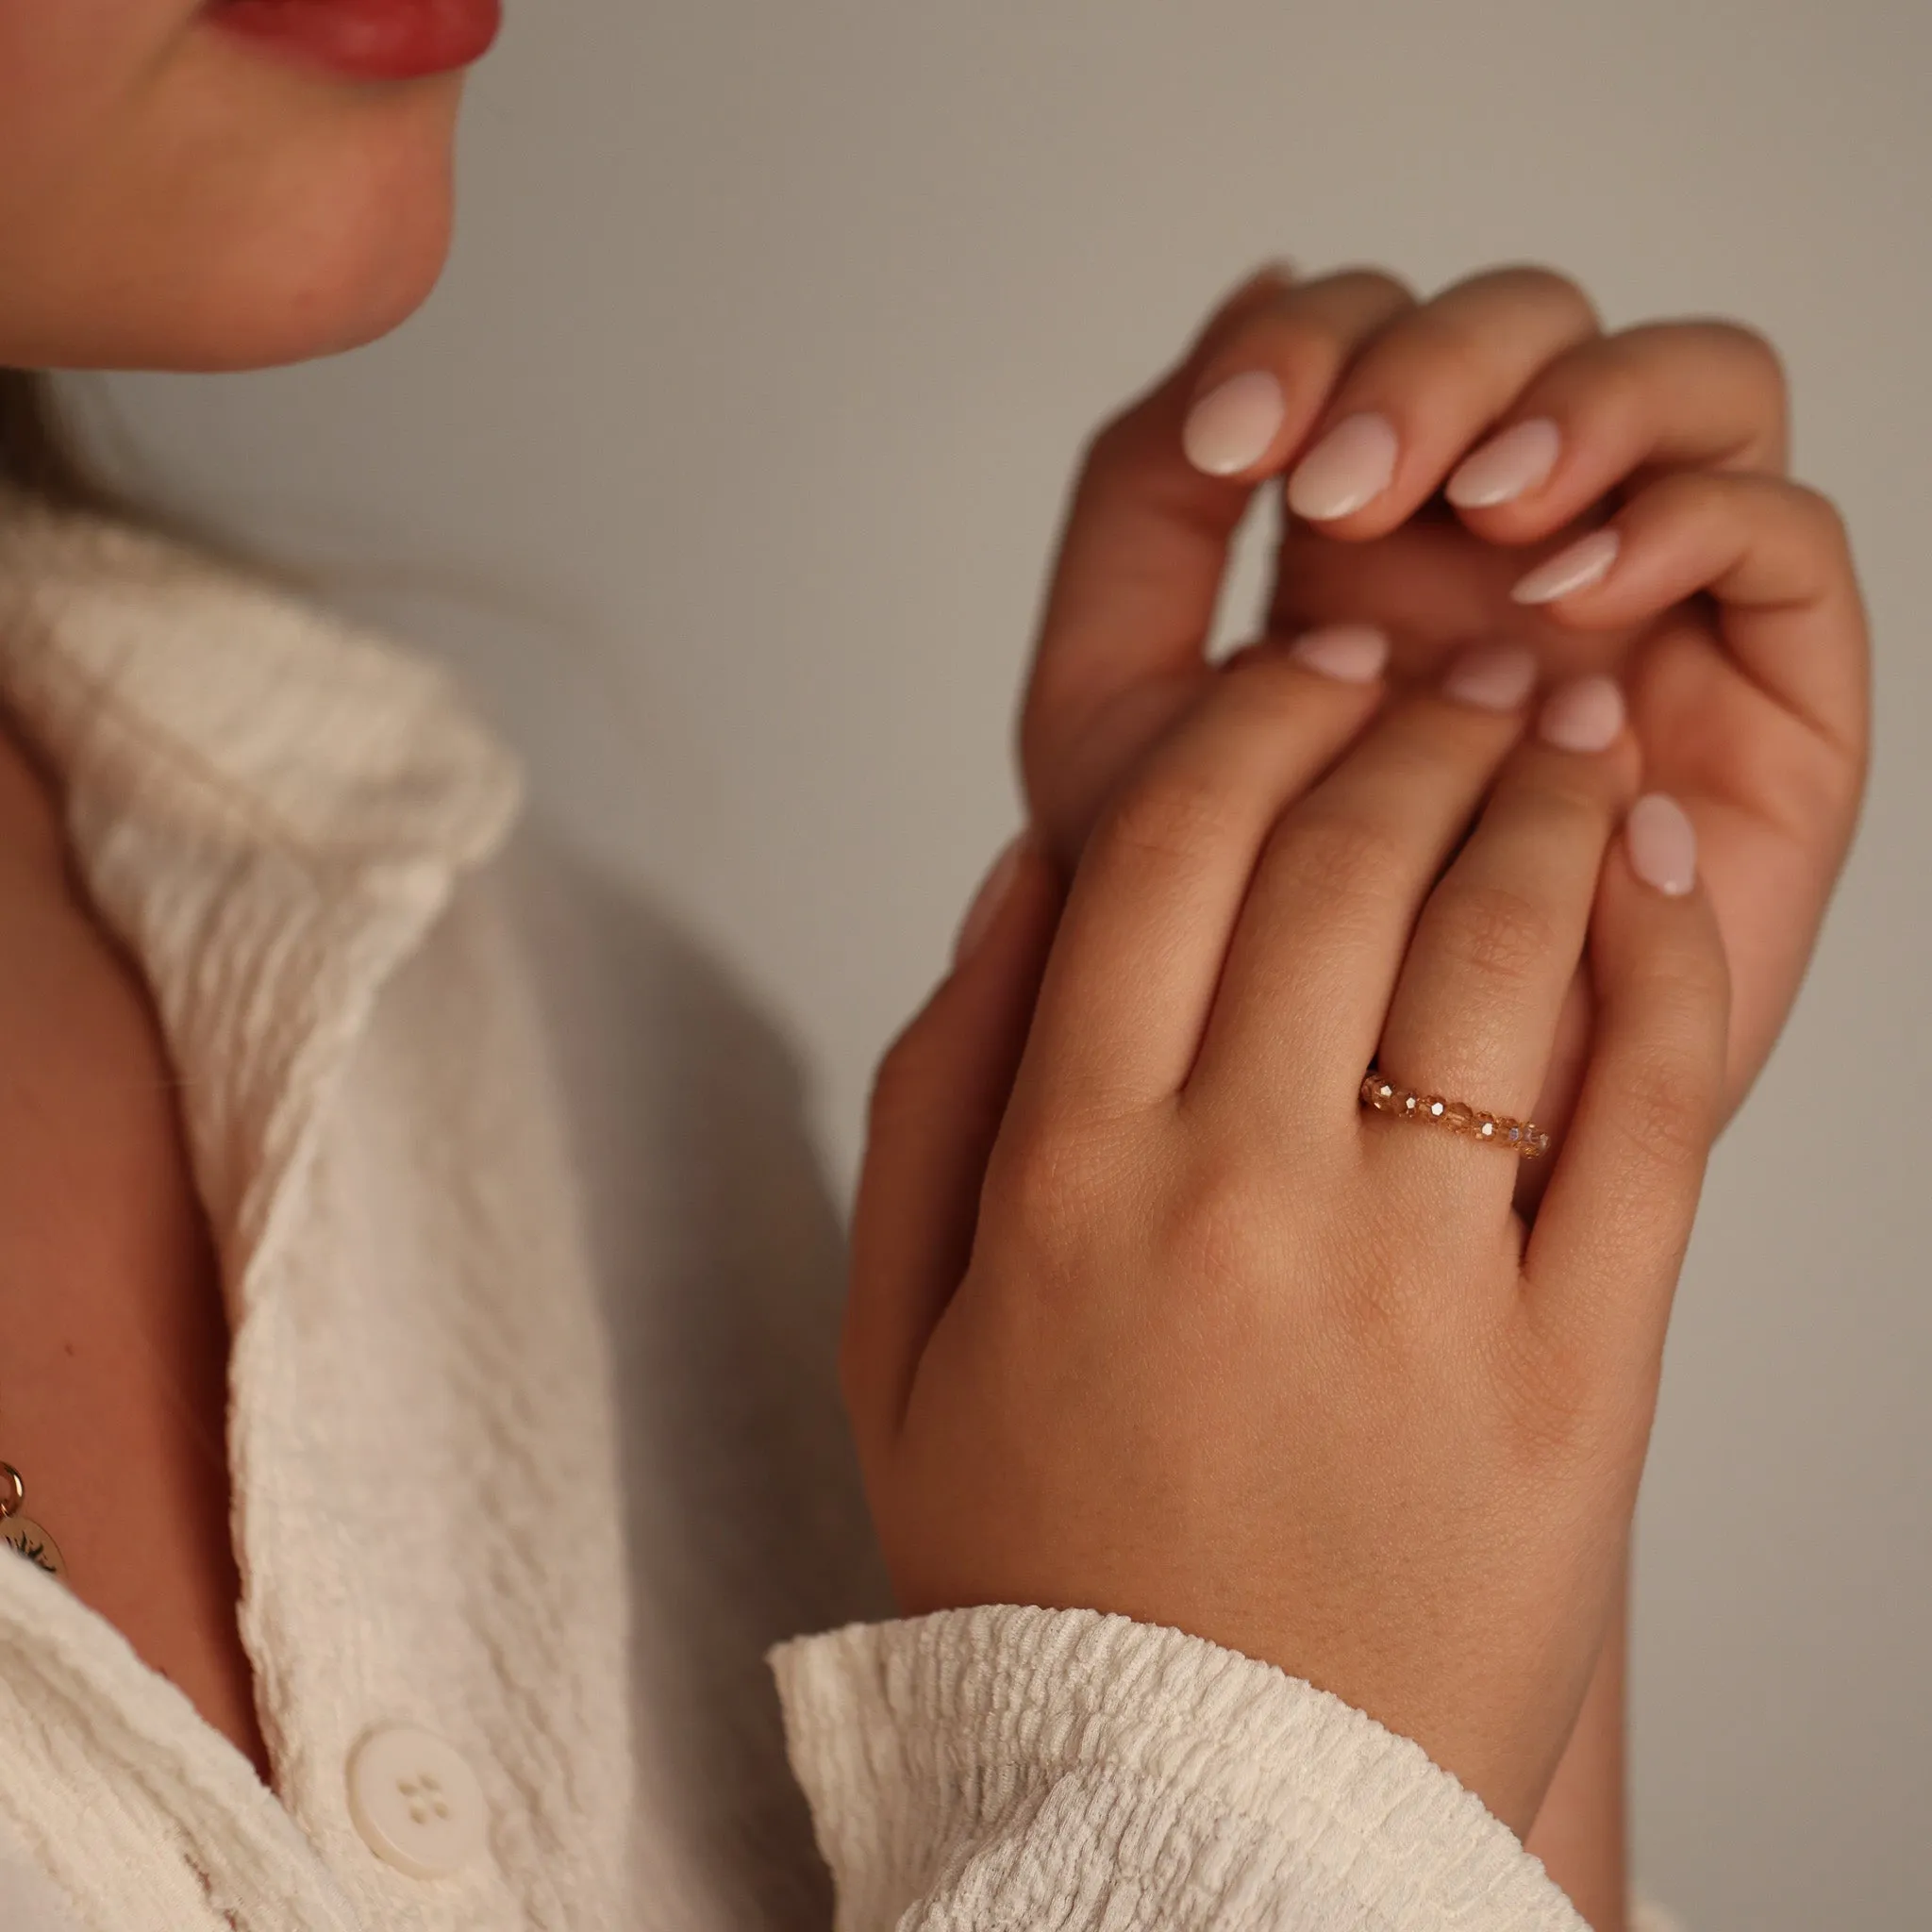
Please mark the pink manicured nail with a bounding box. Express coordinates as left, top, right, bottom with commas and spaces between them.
1183, 370, 1287, 476
1511, 528, 1622, 605
1625, 793, 1697, 896
1285, 624, 1391, 683
1441, 641, 1539, 711
1286, 412, 1399, 521
1538, 675, 1625, 753
1446, 418, 1561, 508
953, 835, 1026, 963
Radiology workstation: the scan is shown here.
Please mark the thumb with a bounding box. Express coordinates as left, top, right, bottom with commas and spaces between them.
841, 834, 1063, 1451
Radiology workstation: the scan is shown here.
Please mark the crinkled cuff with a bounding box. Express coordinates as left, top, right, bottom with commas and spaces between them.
770, 1604, 1589, 1931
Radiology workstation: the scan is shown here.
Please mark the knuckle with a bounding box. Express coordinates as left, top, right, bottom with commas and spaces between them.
1407, 318, 1499, 397
1480, 262, 1603, 332
1430, 880, 1558, 991
1166, 1156, 1274, 1296
1323, 263, 1414, 308
864, 998, 1019, 1158
1617, 319, 1789, 458
1077, 405, 1139, 483
1634, 932, 1732, 1030
1102, 763, 1242, 871
1424, 268, 1600, 378
1606, 1040, 1718, 1169
1068, 436, 1134, 529
1785, 478, 1853, 557
1496, 761, 1616, 842
1269, 332, 1351, 417
1273, 809, 1405, 914
1531, 773, 1616, 841
1071, 397, 1171, 515
1701, 317, 1790, 396
984, 1108, 1130, 1260
1274, 268, 1411, 376
864, 1021, 929, 1137
1581, 349, 1651, 430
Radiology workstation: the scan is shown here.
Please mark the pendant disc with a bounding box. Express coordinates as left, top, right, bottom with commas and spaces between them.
3, 1515, 66, 1580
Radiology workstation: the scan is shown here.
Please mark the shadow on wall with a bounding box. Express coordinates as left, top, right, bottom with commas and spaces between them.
504, 822, 893, 1928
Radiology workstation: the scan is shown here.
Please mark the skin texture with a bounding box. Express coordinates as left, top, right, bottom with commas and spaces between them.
0, 724, 269, 1776
1022, 265, 1869, 1182
0, 2, 465, 368
848, 643, 1733, 1835
983, 264, 1867, 1920
0, 2, 483, 1783
0, 9, 1869, 1910
1534, 1561, 1630, 1930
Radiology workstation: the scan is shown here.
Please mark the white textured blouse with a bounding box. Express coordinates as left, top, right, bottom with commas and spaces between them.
0, 508, 1622, 1931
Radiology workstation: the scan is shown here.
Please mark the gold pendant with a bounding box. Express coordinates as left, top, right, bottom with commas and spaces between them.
3, 1514, 65, 1580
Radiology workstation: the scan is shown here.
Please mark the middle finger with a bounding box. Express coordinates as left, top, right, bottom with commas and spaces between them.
1275, 263, 1602, 537
1184, 641, 1542, 1139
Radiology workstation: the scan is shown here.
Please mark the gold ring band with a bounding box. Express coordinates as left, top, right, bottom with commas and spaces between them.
1359, 1070, 1551, 1160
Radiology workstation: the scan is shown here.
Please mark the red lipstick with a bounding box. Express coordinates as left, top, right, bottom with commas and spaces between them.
208, 0, 503, 83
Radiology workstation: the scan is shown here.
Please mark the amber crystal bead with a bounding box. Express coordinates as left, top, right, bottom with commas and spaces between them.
1358, 1067, 1547, 1160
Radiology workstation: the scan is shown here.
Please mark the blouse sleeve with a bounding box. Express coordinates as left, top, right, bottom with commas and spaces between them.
769, 1603, 1589, 1931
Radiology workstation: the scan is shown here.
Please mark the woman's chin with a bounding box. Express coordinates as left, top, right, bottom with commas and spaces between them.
33, 178, 457, 374
3, 45, 469, 374
178, 169, 458, 373
132, 71, 466, 372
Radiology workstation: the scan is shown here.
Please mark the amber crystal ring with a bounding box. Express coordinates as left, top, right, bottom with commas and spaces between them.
1358, 1069, 1551, 1160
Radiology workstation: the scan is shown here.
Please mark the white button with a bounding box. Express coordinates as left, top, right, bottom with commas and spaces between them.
346, 1725, 488, 1879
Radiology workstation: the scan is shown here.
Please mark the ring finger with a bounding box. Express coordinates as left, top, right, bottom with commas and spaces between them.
1369, 683, 1641, 1200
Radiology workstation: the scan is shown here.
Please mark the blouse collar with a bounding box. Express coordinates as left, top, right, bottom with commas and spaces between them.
0, 497, 524, 1315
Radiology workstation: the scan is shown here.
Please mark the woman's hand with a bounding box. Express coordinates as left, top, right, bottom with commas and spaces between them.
846, 640, 1728, 1836
1020, 262, 1868, 1180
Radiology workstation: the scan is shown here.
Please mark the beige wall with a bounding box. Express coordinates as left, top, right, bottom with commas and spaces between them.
95, 2, 1928, 1921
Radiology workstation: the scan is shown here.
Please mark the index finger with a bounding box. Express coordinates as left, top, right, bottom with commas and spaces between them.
1021, 265, 1414, 864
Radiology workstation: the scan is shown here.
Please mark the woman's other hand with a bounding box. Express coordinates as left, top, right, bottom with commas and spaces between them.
1019, 261, 1868, 1184
847, 639, 1727, 1836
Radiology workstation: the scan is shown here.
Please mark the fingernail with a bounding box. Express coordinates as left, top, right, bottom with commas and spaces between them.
1511, 528, 1621, 605
1537, 675, 1625, 753
1441, 641, 1539, 712
1286, 411, 1400, 521
953, 834, 1026, 964
1625, 793, 1697, 896
1285, 623, 1391, 684
1446, 418, 1561, 508
1183, 370, 1286, 476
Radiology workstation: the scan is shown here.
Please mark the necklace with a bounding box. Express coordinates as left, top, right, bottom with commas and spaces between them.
1, 1461, 66, 1580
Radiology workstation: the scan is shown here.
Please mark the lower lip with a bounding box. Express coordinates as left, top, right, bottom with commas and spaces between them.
208, 0, 503, 82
